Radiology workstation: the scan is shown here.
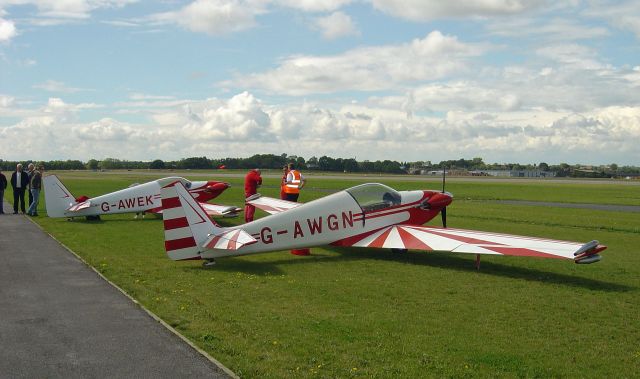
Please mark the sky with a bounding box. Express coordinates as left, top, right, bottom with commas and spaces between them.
0, 0, 639, 165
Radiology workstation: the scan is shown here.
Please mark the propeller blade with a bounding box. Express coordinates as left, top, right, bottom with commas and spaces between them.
441, 206, 447, 228
442, 168, 446, 193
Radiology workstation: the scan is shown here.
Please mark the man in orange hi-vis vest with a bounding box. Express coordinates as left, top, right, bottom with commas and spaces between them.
283, 163, 305, 202
284, 163, 310, 255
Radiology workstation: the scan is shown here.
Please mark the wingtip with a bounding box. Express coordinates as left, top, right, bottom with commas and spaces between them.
574, 240, 607, 264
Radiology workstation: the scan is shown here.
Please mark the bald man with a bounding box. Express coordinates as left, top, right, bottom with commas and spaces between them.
11, 164, 29, 214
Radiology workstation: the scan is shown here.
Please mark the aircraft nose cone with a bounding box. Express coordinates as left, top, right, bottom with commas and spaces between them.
206, 182, 229, 193
426, 192, 452, 208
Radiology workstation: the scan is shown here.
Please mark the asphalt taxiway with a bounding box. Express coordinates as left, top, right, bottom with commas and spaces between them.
0, 202, 234, 378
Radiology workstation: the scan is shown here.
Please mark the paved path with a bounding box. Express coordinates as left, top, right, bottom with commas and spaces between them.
0, 202, 234, 379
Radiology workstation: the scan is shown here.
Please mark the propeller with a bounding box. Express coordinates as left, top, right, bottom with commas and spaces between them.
441, 167, 447, 228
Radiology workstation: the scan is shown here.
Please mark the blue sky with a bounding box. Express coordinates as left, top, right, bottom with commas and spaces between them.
1, 0, 639, 164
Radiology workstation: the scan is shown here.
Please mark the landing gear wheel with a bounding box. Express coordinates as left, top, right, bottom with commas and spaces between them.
203, 259, 216, 267
391, 248, 408, 254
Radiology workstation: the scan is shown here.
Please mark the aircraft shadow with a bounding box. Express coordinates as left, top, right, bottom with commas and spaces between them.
209, 246, 633, 293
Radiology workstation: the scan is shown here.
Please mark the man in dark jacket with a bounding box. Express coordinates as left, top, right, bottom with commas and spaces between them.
11, 164, 30, 214
0, 170, 7, 214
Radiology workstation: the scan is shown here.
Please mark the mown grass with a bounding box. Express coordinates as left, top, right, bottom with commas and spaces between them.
9, 171, 640, 378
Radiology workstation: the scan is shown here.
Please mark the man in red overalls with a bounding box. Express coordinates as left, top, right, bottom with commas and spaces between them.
244, 168, 262, 223
280, 164, 289, 200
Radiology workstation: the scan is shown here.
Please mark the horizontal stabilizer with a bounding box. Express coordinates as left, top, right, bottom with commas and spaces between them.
246, 194, 301, 215
199, 202, 242, 217
203, 229, 257, 250
67, 200, 91, 212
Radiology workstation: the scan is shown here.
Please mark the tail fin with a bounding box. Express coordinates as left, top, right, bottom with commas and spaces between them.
158, 177, 221, 261
43, 175, 76, 218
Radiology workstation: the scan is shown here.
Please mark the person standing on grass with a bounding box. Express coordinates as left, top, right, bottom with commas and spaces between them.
244, 168, 262, 223
27, 164, 43, 216
280, 164, 289, 200
283, 163, 305, 202
10, 163, 29, 214
26, 163, 35, 208
0, 170, 7, 214
284, 163, 310, 256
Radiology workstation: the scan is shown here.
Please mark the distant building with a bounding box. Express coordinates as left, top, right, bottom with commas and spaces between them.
481, 170, 556, 178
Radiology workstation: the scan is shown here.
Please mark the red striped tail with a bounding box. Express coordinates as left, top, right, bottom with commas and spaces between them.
159, 177, 220, 261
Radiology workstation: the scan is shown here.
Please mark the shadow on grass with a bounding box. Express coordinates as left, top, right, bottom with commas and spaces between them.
63, 216, 162, 224
207, 246, 633, 293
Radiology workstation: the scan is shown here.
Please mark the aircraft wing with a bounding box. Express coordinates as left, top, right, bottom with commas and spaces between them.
338, 225, 605, 264
149, 202, 241, 217
67, 200, 91, 212
203, 229, 257, 250
246, 195, 301, 215
199, 202, 242, 217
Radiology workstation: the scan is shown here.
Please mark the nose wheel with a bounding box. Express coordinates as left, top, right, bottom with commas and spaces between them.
203, 259, 216, 267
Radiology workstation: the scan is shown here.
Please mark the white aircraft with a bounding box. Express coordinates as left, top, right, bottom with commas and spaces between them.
43, 175, 241, 220
157, 177, 605, 267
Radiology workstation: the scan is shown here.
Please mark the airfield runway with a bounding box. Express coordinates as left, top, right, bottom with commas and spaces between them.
0, 203, 233, 378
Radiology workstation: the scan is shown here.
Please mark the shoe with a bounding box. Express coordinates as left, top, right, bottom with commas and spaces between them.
13, 211, 18, 214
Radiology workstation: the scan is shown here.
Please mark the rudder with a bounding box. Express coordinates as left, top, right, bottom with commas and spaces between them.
159, 177, 221, 261
43, 175, 76, 218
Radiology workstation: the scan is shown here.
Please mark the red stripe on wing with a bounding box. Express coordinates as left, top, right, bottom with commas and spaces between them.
368, 228, 393, 248
421, 228, 508, 246
417, 227, 566, 259
228, 230, 239, 250
483, 246, 564, 259
397, 227, 432, 250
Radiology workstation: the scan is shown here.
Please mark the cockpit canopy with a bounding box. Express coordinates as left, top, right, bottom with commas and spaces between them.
346, 183, 402, 212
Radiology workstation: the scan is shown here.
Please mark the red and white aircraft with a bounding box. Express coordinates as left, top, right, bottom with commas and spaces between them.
158, 177, 606, 267
43, 175, 241, 219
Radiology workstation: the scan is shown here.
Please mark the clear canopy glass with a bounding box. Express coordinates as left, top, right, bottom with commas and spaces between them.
346, 183, 401, 212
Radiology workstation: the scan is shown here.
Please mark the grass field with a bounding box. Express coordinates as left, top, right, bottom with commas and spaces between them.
6, 171, 640, 378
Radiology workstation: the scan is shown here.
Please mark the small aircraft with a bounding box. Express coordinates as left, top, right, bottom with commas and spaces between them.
43, 175, 241, 220
157, 177, 605, 268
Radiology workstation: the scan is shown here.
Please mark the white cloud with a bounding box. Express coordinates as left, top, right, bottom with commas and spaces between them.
128, 93, 176, 101
0, 15, 16, 41
0, 94, 15, 107
314, 11, 358, 39
369, 0, 544, 21
6, 0, 137, 19
33, 79, 91, 93
584, 0, 640, 39
224, 31, 489, 95
485, 17, 610, 41
276, 0, 352, 12
73, 118, 138, 141
147, 0, 266, 35
1, 92, 639, 164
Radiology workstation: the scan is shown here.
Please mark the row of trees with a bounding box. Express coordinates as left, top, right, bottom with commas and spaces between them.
412, 158, 640, 177
1, 156, 638, 177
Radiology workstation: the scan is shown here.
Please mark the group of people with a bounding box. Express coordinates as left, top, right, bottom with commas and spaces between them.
243, 162, 306, 223
243, 163, 309, 255
0, 163, 44, 216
